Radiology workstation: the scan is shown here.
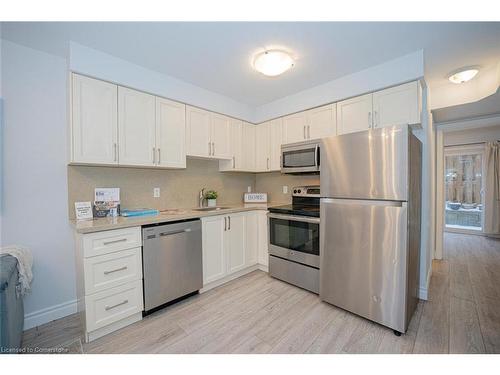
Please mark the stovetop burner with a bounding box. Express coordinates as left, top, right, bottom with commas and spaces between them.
268, 185, 320, 218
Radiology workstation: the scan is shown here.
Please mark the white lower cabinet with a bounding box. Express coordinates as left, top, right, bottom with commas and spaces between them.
75, 226, 144, 342
257, 211, 269, 267
201, 210, 268, 287
201, 215, 227, 284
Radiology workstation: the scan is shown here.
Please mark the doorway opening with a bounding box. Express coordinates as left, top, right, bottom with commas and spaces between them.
444, 145, 484, 233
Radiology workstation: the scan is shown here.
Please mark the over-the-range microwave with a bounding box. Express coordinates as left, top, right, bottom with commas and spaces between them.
281, 139, 320, 174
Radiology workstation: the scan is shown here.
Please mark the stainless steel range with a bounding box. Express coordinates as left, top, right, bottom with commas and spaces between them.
268, 186, 320, 293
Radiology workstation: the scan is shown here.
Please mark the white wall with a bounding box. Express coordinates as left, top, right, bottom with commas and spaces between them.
2, 40, 76, 328
254, 50, 424, 123
69, 42, 255, 123
411, 85, 434, 300
444, 124, 500, 146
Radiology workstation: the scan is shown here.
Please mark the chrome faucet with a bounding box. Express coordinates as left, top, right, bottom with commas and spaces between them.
199, 188, 206, 208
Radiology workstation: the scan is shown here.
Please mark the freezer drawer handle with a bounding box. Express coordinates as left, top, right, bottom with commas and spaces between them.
103, 238, 127, 246
103, 266, 128, 275
105, 299, 128, 311
159, 228, 192, 237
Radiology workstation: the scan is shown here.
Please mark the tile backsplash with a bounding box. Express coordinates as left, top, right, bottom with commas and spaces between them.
67, 159, 255, 219
67, 159, 320, 219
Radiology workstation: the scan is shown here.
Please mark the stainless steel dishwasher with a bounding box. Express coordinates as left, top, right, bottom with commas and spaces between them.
142, 219, 202, 313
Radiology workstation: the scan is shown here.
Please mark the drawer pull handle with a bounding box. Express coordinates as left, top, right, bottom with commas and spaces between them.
103, 266, 128, 275
105, 299, 129, 311
103, 238, 127, 245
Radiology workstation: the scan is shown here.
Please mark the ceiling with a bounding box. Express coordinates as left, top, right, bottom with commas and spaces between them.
2, 22, 500, 107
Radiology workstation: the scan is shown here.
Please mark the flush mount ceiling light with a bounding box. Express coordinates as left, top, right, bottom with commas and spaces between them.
253, 50, 294, 77
448, 67, 479, 84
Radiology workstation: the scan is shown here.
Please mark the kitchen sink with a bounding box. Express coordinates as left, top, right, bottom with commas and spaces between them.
193, 207, 231, 211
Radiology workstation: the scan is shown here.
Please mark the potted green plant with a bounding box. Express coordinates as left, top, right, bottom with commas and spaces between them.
205, 190, 218, 207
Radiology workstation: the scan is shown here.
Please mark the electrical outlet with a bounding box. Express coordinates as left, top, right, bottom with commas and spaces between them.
283, 186, 288, 194
153, 188, 160, 198
247, 186, 252, 193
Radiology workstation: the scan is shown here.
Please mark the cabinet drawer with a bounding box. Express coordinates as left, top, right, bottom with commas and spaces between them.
85, 280, 143, 332
83, 227, 141, 257
84, 247, 142, 294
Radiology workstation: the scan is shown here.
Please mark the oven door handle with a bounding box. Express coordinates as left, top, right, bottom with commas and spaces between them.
267, 212, 320, 224
314, 144, 320, 169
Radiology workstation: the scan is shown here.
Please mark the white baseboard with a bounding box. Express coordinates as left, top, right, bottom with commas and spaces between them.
418, 267, 432, 300
257, 264, 268, 273
24, 299, 77, 330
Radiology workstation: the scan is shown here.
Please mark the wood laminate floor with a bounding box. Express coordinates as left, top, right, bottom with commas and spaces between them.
21, 233, 500, 354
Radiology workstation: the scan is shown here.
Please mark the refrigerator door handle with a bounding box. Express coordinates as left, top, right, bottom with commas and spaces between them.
321, 198, 405, 207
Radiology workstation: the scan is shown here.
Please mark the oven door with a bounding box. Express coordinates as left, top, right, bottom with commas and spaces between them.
281, 142, 319, 174
268, 213, 320, 268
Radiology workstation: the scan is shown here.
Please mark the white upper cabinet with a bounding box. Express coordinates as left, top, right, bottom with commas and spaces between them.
255, 122, 271, 171
372, 81, 420, 129
338, 82, 421, 135
156, 98, 186, 168
283, 104, 336, 144
186, 106, 211, 158
242, 122, 256, 171
337, 93, 373, 135
118, 87, 156, 167
283, 111, 307, 144
186, 106, 231, 160
307, 104, 337, 140
219, 119, 242, 171
269, 118, 283, 171
71, 74, 118, 164
210, 114, 232, 159
254, 118, 283, 172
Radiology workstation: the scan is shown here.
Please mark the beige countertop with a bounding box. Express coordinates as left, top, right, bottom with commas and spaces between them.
70, 203, 282, 234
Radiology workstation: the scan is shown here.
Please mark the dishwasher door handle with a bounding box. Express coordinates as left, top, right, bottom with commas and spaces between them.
159, 228, 192, 237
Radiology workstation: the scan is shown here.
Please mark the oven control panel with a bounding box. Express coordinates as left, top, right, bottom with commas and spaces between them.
292, 186, 320, 197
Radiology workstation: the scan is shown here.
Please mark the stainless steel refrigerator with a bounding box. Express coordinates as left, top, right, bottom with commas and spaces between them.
319, 125, 422, 334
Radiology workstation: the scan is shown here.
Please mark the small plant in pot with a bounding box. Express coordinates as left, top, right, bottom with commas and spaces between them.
205, 190, 218, 207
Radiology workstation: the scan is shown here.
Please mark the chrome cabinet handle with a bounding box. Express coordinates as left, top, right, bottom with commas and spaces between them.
105, 299, 128, 311
267, 157, 270, 170
157, 148, 161, 164
113, 143, 117, 161
303, 125, 306, 139
308, 125, 311, 139
368, 112, 372, 128
153, 147, 156, 164
212, 142, 215, 156
374, 111, 378, 128
103, 238, 127, 246
224, 217, 227, 231
103, 266, 127, 275
233, 156, 235, 169
208, 141, 211, 156
228, 216, 231, 230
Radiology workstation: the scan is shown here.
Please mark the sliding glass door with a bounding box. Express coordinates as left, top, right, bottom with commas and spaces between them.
444, 145, 484, 233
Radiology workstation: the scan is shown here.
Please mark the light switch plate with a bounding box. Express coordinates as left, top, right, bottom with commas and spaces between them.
283, 186, 288, 194
153, 188, 160, 198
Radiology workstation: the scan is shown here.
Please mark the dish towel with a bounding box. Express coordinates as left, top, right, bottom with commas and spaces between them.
0, 245, 33, 297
